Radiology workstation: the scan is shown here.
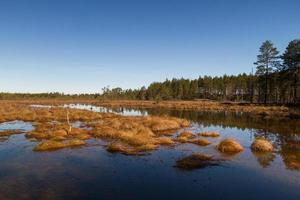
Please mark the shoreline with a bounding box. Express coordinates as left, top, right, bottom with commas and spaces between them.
1, 99, 299, 119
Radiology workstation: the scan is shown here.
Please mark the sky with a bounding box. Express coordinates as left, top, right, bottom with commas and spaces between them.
0, 0, 299, 94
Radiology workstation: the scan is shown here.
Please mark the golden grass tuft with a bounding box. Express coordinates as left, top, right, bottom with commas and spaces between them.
0, 102, 191, 152
178, 131, 194, 139
33, 139, 85, 151
136, 144, 158, 151
216, 138, 243, 153
143, 116, 190, 132
25, 131, 50, 140
67, 139, 86, 147
199, 131, 220, 137
251, 138, 273, 152
33, 140, 65, 151
175, 153, 220, 170
176, 131, 194, 143
0, 129, 23, 137
106, 142, 138, 155
176, 136, 189, 143
154, 136, 175, 145
50, 130, 68, 137
190, 138, 211, 146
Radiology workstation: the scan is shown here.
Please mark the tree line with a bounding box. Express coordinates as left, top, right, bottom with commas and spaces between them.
101, 39, 300, 104
1, 39, 299, 104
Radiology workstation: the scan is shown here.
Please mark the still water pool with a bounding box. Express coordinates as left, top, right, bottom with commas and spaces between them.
0, 104, 299, 200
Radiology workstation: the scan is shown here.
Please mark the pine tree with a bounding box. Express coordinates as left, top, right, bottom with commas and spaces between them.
254, 40, 280, 104
282, 39, 300, 104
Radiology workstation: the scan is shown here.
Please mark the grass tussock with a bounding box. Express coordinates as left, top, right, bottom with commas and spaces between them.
175, 153, 221, 170
216, 138, 243, 153
190, 138, 211, 146
154, 136, 175, 145
0, 102, 190, 152
176, 131, 194, 143
106, 142, 156, 155
33, 139, 85, 151
0, 129, 23, 137
178, 131, 194, 138
199, 131, 220, 137
251, 138, 273, 152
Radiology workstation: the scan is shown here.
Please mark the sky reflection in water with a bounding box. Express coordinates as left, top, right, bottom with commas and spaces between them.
0, 104, 300, 200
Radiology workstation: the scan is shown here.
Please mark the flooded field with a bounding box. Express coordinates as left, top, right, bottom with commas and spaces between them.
0, 104, 300, 200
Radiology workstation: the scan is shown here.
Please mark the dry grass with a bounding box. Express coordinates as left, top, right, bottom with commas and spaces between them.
199, 131, 220, 137
216, 138, 243, 153
33, 139, 85, 151
0, 129, 23, 137
178, 131, 194, 138
190, 138, 211, 146
0, 102, 190, 153
175, 153, 221, 170
176, 131, 194, 143
176, 136, 189, 143
107, 142, 133, 154
92, 100, 297, 119
251, 138, 273, 152
154, 137, 175, 145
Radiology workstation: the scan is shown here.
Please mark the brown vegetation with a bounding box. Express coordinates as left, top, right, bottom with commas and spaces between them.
190, 138, 211, 146
251, 138, 273, 152
176, 131, 194, 143
0, 102, 190, 153
216, 138, 243, 153
154, 136, 175, 145
199, 131, 220, 137
33, 139, 85, 151
0, 129, 23, 137
92, 100, 298, 119
175, 153, 221, 170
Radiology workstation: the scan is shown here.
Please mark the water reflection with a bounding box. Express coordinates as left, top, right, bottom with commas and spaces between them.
47, 104, 300, 171
252, 152, 276, 168
1, 105, 300, 199
96, 106, 300, 171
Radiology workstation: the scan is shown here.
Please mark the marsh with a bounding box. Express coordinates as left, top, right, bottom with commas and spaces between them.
0, 103, 300, 199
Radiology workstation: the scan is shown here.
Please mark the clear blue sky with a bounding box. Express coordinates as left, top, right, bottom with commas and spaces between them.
0, 0, 299, 93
